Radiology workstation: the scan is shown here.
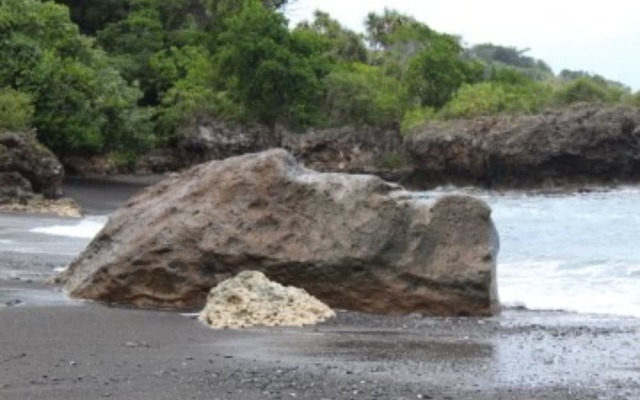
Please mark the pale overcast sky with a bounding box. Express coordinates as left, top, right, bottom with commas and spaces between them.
286, 0, 640, 91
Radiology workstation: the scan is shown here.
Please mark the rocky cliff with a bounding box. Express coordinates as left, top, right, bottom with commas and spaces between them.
404, 105, 640, 189
61, 105, 640, 190
131, 120, 407, 180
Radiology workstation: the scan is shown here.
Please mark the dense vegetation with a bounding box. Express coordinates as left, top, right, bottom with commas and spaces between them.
1, 0, 638, 158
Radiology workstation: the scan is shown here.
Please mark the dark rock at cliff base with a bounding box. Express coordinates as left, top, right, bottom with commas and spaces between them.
404, 105, 640, 189
136, 121, 409, 183
135, 118, 273, 174
0, 131, 64, 201
0, 172, 33, 201
58, 149, 499, 316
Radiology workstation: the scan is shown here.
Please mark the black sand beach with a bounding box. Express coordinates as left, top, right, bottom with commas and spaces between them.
1, 178, 639, 400
1, 278, 639, 400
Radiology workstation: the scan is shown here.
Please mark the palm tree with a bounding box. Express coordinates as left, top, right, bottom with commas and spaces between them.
365, 8, 414, 50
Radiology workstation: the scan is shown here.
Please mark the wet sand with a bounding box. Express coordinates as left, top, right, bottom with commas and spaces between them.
1, 178, 639, 399
63, 175, 165, 215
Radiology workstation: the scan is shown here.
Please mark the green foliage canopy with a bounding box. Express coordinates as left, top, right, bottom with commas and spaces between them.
553, 78, 607, 105
215, 0, 330, 133
0, 0, 152, 155
323, 64, 407, 128
295, 11, 368, 63
0, 1, 634, 161
441, 80, 551, 119
0, 88, 34, 132
405, 37, 480, 109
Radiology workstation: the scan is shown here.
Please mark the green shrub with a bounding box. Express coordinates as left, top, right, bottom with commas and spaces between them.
552, 77, 613, 105
440, 81, 551, 119
0, 88, 34, 132
400, 106, 436, 135
323, 63, 407, 128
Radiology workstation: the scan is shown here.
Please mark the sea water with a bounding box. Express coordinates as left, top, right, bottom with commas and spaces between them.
4, 187, 640, 318
0, 214, 107, 257
487, 188, 640, 318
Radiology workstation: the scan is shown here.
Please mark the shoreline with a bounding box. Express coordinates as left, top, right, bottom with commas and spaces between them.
4, 276, 638, 321
1, 279, 639, 400
0, 174, 638, 221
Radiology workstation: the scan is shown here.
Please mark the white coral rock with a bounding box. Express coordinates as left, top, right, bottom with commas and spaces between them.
198, 271, 335, 329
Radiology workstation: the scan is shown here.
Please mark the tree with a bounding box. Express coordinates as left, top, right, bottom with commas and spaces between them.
362, 9, 481, 106
215, 0, 329, 137
153, 45, 234, 139
0, 0, 151, 155
466, 43, 554, 81
207, 0, 293, 22
323, 64, 407, 128
295, 11, 367, 63
405, 38, 480, 109
53, 0, 130, 34
365, 8, 416, 50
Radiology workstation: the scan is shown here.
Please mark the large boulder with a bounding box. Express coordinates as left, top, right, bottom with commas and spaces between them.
405, 105, 640, 189
58, 149, 499, 316
0, 131, 64, 201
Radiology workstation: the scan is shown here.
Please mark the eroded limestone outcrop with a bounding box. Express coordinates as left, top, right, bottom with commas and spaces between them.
405, 105, 640, 189
58, 149, 499, 316
198, 271, 335, 329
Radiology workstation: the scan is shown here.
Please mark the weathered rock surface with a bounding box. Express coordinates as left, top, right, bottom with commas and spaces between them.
136, 120, 408, 182
0, 172, 32, 201
62, 154, 122, 176
135, 118, 274, 174
58, 149, 499, 316
284, 126, 409, 182
198, 271, 335, 329
0, 131, 64, 201
405, 105, 640, 189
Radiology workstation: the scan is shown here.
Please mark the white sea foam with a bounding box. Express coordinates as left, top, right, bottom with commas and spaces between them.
498, 261, 640, 318
30, 216, 108, 238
